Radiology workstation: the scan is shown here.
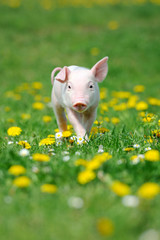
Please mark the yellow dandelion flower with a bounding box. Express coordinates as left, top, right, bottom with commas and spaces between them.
99, 127, 110, 134
21, 113, 31, 120
13, 176, 31, 188
127, 95, 138, 108
97, 218, 114, 236
32, 153, 50, 162
100, 103, 108, 113
100, 88, 107, 100
108, 21, 119, 30
67, 125, 73, 130
42, 115, 52, 123
94, 120, 103, 125
39, 138, 55, 146
150, 0, 160, 5
90, 47, 100, 56
32, 102, 44, 110
124, 147, 135, 152
145, 150, 160, 162
113, 103, 127, 111
8, 165, 26, 176
7, 118, 15, 123
148, 97, 160, 106
111, 181, 131, 197
138, 182, 160, 199
77, 170, 96, 184
104, 117, 110, 122
97, 152, 112, 162
62, 130, 72, 138
143, 117, 152, 123
112, 91, 131, 99
130, 155, 138, 160
111, 117, 120, 125
32, 82, 43, 89
138, 111, 146, 117
40, 184, 57, 194
75, 159, 88, 167
7, 0, 21, 8
136, 101, 148, 111
108, 98, 118, 107
86, 159, 101, 170
40, 0, 53, 10
18, 141, 31, 149
43, 96, 51, 103
144, 136, 153, 144
47, 134, 55, 138
54, 128, 60, 133
34, 94, 42, 101
152, 130, 160, 138
90, 127, 99, 135
7, 126, 22, 136
13, 94, 21, 100
5, 106, 11, 112
133, 85, 145, 93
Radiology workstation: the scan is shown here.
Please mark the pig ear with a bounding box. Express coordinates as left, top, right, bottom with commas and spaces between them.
55, 66, 70, 83
51, 67, 62, 85
91, 57, 108, 82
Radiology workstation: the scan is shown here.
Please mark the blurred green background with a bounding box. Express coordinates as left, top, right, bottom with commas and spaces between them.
0, 0, 160, 96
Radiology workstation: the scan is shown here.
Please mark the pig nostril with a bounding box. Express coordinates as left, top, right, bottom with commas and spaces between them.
74, 103, 87, 108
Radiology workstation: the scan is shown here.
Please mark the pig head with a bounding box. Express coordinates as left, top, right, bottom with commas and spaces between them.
51, 57, 108, 138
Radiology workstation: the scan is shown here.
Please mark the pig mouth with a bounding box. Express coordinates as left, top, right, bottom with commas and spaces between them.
73, 102, 87, 112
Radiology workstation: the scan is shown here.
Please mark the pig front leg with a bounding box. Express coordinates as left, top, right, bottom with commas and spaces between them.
66, 108, 87, 138
84, 108, 97, 136
66, 108, 97, 139
52, 94, 67, 132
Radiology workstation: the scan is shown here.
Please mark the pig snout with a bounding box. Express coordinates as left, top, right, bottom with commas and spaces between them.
73, 100, 87, 112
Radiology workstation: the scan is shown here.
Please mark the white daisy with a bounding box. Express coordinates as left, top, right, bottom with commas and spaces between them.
117, 159, 123, 165
122, 195, 139, 208
70, 136, 76, 141
55, 132, 62, 139
138, 154, 144, 160
68, 196, 84, 209
75, 151, 81, 155
62, 151, 69, 155
131, 157, 140, 165
76, 136, 85, 145
63, 155, 70, 162
133, 144, 140, 148
56, 140, 62, 146
32, 166, 39, 173
145, 147, 152, 151
98, 145, 104, 153
139, 229, 160, 240
19, 148, 29, 157
4, 196, 12, 204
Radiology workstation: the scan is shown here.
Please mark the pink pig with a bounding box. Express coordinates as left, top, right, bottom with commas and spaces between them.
51, 57, 108, 138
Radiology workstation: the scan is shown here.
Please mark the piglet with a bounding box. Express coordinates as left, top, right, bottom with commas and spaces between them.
51, 57, 108, 138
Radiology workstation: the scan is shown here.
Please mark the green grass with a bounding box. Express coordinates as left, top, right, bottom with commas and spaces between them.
0, 1, 160, 240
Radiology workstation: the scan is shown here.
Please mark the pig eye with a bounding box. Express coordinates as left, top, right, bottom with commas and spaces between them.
89, 82, 94, 89
67, 84, 72, 90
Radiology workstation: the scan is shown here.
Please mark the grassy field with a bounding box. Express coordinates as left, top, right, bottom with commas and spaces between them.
0, 1, 160, 240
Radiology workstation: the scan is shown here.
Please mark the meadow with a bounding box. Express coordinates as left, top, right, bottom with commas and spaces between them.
0, 0, 160, 239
